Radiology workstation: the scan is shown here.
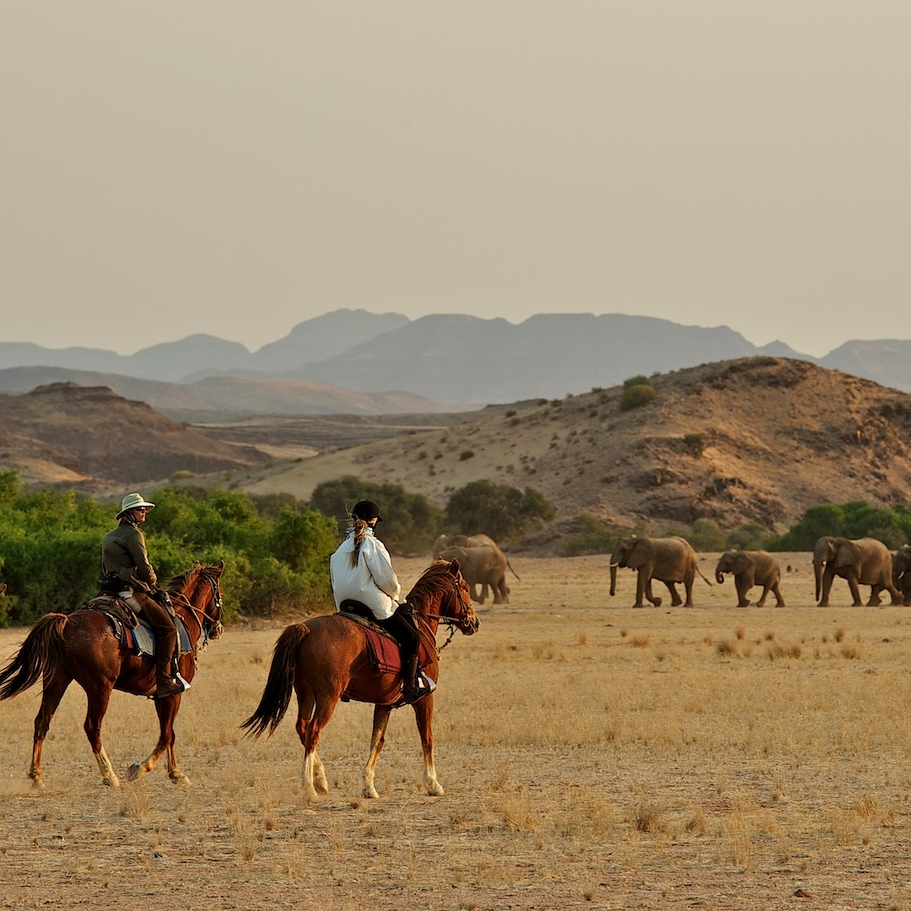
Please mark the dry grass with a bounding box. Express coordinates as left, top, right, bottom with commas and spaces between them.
1, 553, 911, 910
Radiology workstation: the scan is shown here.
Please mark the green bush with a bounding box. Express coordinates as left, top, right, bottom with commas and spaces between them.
619, 384, 656, 412
562, 514, 621, 556
623, 375, 650, 389
444, 480, 554, 543
767, 501, 911, 551
684, 518, 726, 552
682, 433, 706, 458
726, 524, 770, 551
0, 476, 337, 626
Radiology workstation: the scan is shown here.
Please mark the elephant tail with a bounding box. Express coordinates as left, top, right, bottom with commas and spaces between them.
697, 565, 713, 586
506, 559, 521, 582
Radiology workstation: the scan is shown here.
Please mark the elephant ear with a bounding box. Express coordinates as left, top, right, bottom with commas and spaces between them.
834, 540, 861, 568
626, 538, 653, 568
733, 552, 751, 573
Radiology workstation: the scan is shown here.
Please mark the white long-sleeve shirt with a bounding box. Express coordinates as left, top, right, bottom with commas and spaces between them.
329, 527, 402, 620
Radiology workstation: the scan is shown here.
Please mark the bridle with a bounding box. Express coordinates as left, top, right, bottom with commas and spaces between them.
419, 573, 477, 654
170, 571, 224, 651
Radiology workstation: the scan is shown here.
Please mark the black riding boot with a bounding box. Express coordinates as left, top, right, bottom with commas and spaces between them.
402, 654, 422, 703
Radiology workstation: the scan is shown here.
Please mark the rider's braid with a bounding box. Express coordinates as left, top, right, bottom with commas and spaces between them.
349, 516, 370, 568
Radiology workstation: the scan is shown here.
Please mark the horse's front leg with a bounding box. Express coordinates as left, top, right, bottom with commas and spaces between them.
413, 695, 443, 796
363, 705, 392, 798
30, 673, 72, 790
83, 682, 122, 789
127, 694, 189, 784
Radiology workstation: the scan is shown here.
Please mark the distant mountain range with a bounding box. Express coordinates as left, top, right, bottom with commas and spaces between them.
1, 309, 909, 411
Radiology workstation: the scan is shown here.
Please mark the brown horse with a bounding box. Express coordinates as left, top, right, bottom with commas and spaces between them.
0, 561, 225, 789
241, 559, 479, 799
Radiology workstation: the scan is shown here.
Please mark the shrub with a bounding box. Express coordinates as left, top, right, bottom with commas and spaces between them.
623, 375, 650, 389
619, 384, 656, 412
684, 518, 726, 552
444, 480, 554, 543
562, 515, 621, 556
726, 524, 770, 551
682, 433, 706, 457
459, 450, 475, 461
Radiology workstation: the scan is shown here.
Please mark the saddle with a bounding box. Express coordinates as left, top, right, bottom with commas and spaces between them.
336, 600, 434, 674
80, 594, 193, 658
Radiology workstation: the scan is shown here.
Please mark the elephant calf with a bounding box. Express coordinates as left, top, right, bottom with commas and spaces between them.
714, 550, 785, 607
892, 545, 911, 606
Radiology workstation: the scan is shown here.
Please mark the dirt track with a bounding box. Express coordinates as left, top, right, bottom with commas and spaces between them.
2, 553, 911, 910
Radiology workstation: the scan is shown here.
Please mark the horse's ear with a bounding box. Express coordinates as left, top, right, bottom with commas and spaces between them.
215, 559, 225, 575
448, 559, 461, 576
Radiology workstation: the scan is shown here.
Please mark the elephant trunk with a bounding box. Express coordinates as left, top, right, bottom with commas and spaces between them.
609, 563, 618, 597
814, 560, 824, 602
715, 570, 725, 585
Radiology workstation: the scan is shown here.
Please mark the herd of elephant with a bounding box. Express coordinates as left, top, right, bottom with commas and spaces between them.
608, 534, 911, 608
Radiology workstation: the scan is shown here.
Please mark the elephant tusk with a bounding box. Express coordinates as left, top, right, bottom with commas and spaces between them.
608, 562, 620, 568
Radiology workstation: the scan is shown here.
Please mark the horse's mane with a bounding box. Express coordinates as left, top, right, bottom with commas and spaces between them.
407, 560, 458, 608
166, 563, 214, 599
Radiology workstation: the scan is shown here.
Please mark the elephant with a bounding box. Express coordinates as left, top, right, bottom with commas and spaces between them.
813, 536, 900, 607
438, 544, 509, 604
609, 535, 706, 608
892, 545, 911, 606
714, 550, 785, 607
432, 533, 497, 557
432, 533, 519, 602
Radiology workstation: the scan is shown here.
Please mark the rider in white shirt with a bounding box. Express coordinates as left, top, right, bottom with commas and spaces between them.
330, 500, 423, 702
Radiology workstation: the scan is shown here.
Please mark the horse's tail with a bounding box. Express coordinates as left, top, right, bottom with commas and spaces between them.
240, 623, 310, 739
0, 613, 68, 700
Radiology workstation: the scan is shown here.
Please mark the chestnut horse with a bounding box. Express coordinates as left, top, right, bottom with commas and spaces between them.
0, 561, 225, 789
241, 559, 479, 799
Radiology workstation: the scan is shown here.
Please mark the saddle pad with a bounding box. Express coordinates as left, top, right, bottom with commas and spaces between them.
84, 603, 192, 657
360, 626, 435, 675
127, 618, 193, 658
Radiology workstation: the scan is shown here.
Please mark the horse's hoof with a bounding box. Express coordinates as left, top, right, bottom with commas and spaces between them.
427, 784, 445, 797
29, 778, 45, 792
363, 787, 379, 799
169, 773, 191, 786
126, 764, 144, 782
103, 776, 122, 789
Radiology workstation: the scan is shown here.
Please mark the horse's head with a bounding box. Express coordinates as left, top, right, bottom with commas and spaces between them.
169, 560, 226, 642
408, 559, 479, 636
446, 559, 480, 635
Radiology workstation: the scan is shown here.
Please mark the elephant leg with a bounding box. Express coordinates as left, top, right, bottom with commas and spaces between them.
754, 583, 769, 607
818, 570, 834, 607
867, 585, 882, 607
847, 577, 864, 606
736, 576, 751, 607
640, 573, 661, 608
772, 583, 785, 607
662, 580, 682, 607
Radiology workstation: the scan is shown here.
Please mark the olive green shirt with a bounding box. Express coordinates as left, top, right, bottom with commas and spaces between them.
101, 520, 158, 593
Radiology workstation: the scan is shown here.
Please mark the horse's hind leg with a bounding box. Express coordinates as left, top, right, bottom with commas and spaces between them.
363, 705, 392, 799
295, 690, 335, 799
413, 696, 444, 796
30, 673, 71, 790
82, 683, 121, 788
128, 695, 187, 785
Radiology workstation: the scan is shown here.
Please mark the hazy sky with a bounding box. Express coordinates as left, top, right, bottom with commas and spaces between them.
1, 2, 909, 357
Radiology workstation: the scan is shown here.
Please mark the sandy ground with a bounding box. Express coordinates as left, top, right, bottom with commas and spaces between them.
2, 553, 911, 910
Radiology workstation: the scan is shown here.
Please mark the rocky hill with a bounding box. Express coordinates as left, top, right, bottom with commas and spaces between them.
236, 357, 911, 539
0, 383, 270, 486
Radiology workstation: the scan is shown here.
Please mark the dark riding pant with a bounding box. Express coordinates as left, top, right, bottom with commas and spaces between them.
376, 606, 419, 662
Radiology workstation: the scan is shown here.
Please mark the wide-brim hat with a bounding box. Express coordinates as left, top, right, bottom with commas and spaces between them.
117, 492, 156, 518
352, 500, 382, 522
